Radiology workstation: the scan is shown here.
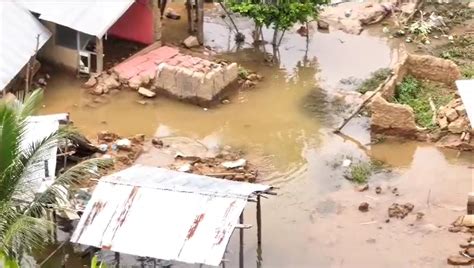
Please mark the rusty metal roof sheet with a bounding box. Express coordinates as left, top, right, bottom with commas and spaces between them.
71, 165, 270, 266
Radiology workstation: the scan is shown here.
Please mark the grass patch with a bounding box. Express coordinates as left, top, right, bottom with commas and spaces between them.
350, 163, 372, 184
395, 75, 454, 129
238, 66, 250, 79
357, 68, 392, 94
347, 160, 387, 184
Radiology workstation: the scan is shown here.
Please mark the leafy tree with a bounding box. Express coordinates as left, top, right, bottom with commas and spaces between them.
227, 0, 329, 46
0, 89, 110, 267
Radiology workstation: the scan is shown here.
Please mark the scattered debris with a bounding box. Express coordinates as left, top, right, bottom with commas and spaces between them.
388, 203, 414, 219
221, 158, 247, 169
165, 9, 181, 20
342, 158, 352, 167
357, 184, 369, 192
375, 186, 382, 194
447, 255, 472, 266
83, 77, 97, 88
183, 35, 200, 48
359, 202, 370, 212
138, 87, 156, 98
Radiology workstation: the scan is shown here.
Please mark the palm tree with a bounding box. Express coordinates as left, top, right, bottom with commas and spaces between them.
0, 89, 110, 267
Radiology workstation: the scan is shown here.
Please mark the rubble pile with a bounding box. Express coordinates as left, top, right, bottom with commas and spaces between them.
435, 98, 473, 150
95, 131, 145, 171
172, 153, 258, 182
446, 216, 474, 266
388, 203, 415, 219
83, 72, 121, 96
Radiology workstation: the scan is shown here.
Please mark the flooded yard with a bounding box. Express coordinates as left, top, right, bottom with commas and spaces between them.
38, 8, 473, 268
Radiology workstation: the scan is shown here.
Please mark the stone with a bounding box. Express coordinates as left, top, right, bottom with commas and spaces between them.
104, 75, 120, 90
83, 77, 97, 88
438, 116, 449, 130
447, 255, 472, 266
242, 80, 256, 89
469, 1, 474, 8
222, 159, 246, 169
371, 94, 418, 136
466, 247, 474, 257
115, 138, 132, 151
375, 186, 382, 194
388, 203, 414, 219
151, 138, 163, 147
317, 19, 329, 30
358, 202, 369, 212
37, 78, 47, 86
357, 184, 369, 192
449, 226, 463, 233
455, 105, 467, 117
448, 117, 469, 134
92, 85, 104, 95
445, 108, 459, 122
138, 87, 156, 98
183, 36, 200, 48
178, 163, 192, 172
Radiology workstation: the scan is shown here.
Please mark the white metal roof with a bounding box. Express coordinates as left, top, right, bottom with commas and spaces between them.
456, 80, 474, 127
17, 0, 134, 37
20, 113, 68, 201
71, 165, 270, 266
0, 1, 51, 91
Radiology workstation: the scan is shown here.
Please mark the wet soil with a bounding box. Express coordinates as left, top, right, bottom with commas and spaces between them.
37, 4, 474, 267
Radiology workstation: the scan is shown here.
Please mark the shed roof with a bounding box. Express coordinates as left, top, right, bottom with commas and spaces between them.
20, 113, 68, 201
71, 165, 270, 266
17, 0, 134, 37
0, 1, 51, 91
456, 80, 474, 126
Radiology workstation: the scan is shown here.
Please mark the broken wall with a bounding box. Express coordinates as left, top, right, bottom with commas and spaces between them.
371, 53, 462, 138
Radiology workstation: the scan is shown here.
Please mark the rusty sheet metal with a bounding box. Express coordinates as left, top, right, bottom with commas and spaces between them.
71, 165, 270, 266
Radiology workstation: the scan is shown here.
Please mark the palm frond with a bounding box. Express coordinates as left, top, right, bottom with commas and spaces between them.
25, 158, 112, 217
19, 89, 43, 119
1, 214, 52, 260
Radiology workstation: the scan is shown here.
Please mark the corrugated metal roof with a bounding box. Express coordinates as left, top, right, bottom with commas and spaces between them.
20, 113, 68, 201
17, 0, 135, 37
0, 1, 51, 91
71, 165, 271, 266
456, 80, 474, 126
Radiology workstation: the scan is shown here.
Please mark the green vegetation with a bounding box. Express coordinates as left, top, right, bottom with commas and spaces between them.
357, 68, 392, 94
350, 163, 372, 184
227, 0, 329, 45
439, 35, 473, 79
395, 75, 454, 129
0, 90, 110, 266
348, 159, 387, 184
238, 65, 250, 79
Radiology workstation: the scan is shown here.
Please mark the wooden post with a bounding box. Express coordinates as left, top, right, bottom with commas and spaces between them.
115, 252, 120, 268
239, 212, 244, 268
196, 0, 204, 44
256, 195, 262, 245
186, 0, 194, 33
151, 0, 162, 43
96, 37, 104, 74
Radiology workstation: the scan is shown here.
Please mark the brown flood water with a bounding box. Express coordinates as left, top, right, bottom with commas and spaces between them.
39, 8, 473, 268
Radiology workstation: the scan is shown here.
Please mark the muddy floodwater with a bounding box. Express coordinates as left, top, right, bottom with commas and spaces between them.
40, 9, 473, 268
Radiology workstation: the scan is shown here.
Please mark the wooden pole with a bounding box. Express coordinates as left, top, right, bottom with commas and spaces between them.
239, 212, 244, 268
151, 0, 162, 42
256, 195, 262, 246
96, 37, 104, 74
186, 0, 194, 33
196, 0, 204, 44
333, 73, 393, 133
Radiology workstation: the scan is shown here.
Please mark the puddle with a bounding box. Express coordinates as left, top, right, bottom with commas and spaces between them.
37, 7, 474, 268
